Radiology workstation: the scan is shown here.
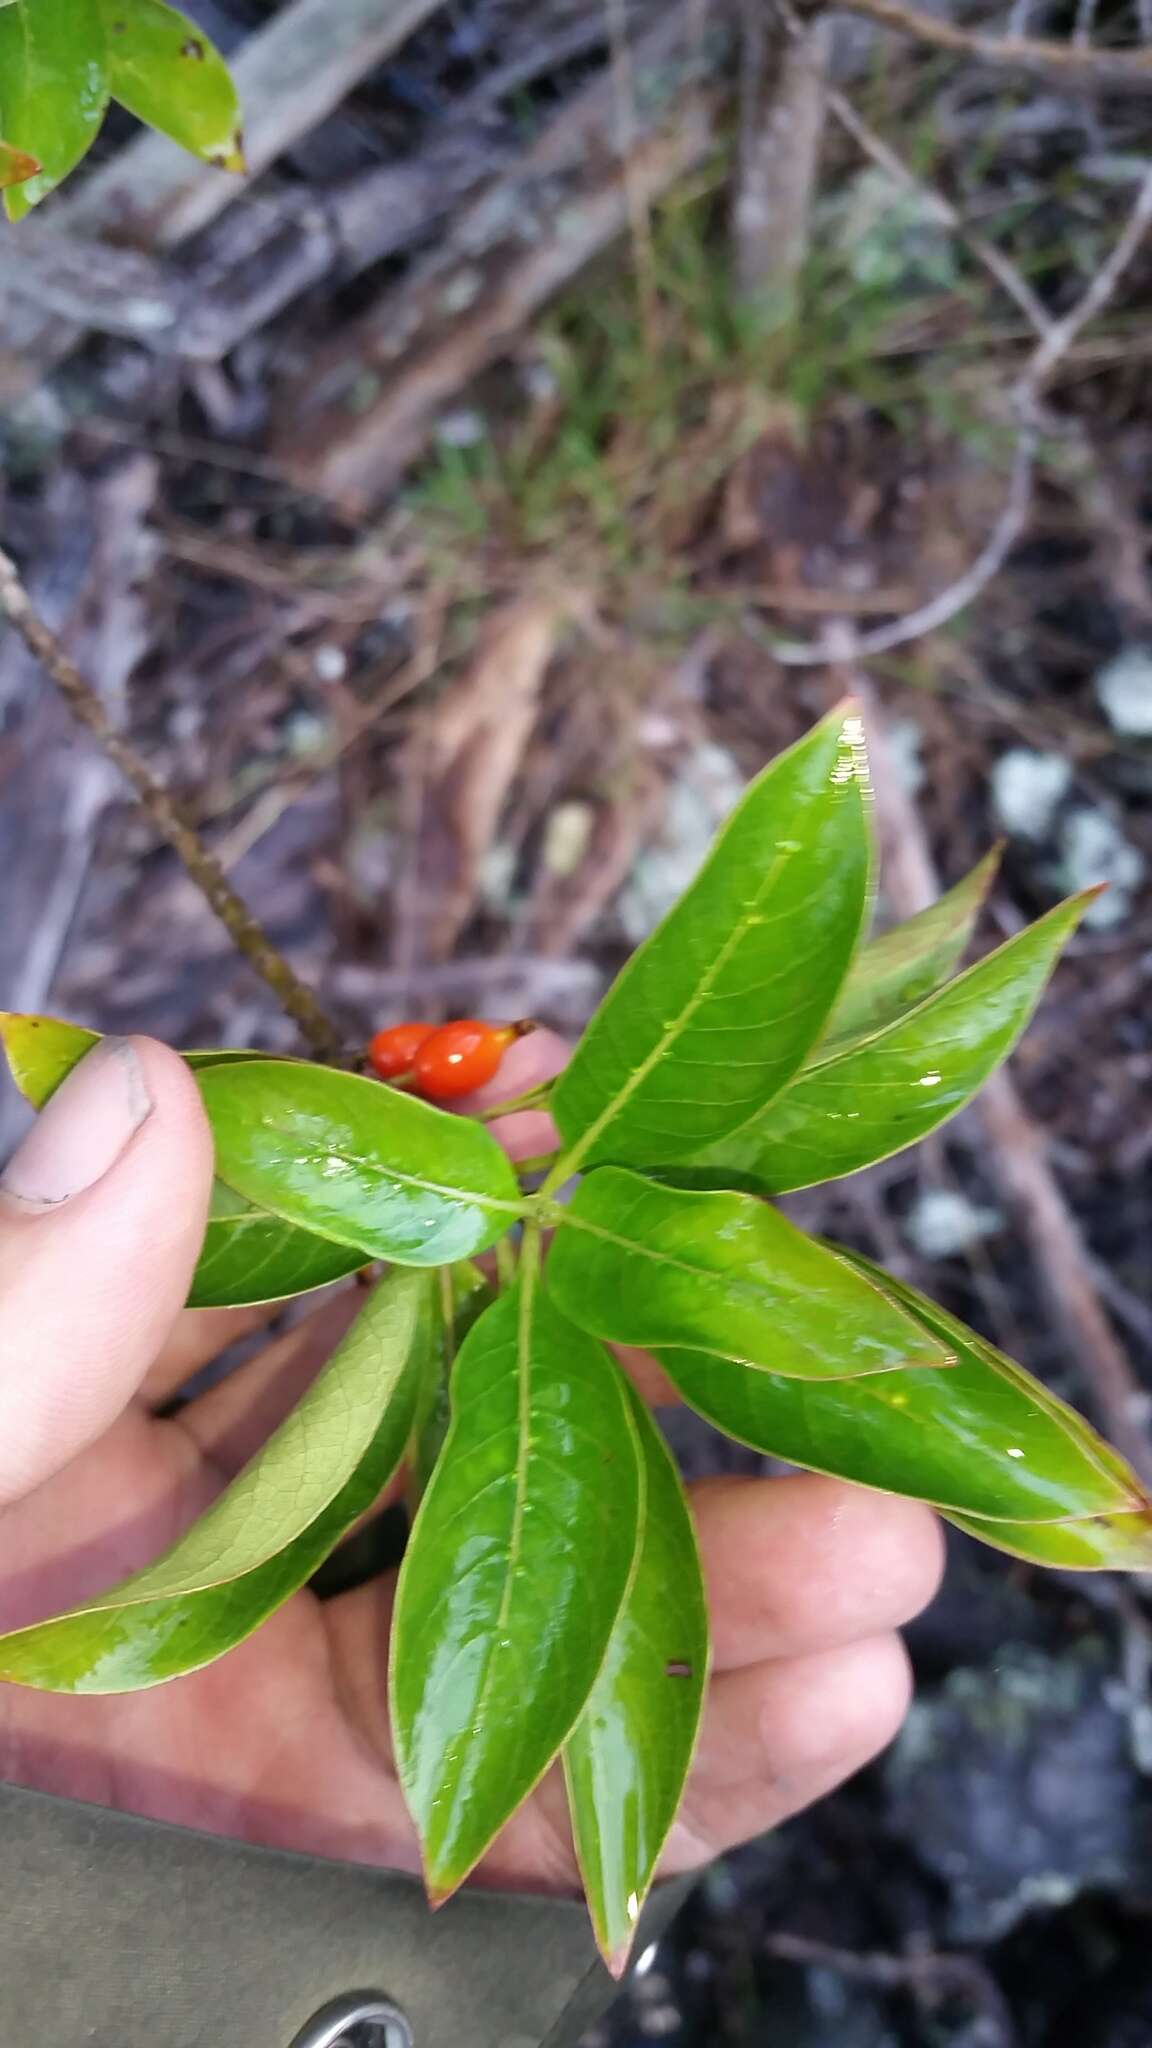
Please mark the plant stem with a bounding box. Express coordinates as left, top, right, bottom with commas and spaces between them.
477, 1082, 554, 1122
0, 547, 344, 1060
514, 1151, 560, 1179
495, 1233, 519, 1291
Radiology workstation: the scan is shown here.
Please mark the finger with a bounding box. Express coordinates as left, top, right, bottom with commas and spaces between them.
469, 1629, 915, 1896
692, 1474, 944, 1671
455, 1027, 572, 1118
0, 1037, 213, 1504
144, 1302, 282, 1406
660, 1632, 913, 1873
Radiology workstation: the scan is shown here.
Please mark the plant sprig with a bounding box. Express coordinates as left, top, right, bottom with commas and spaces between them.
2, 707, 1141, 1971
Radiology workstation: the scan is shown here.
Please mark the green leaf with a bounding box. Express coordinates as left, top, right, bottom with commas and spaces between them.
548, 1167, 951, 1379
408, 1264, 493, 1509
189, 1180, 368, 1309
0, 1269, 430, 1691
0, 0, 108, 220
0, 1013, 101, 1101
391, 1255, 642, 1901
947, 1507, 1152, 1571
564, 1382, 708, 1974
0, 1016, 352, 1311
689, 891, 1095, 1194
817, 848, 1000, 1053
198, 1059, 524, 1268
656, 1260, 1144, 1523
100, 0, 243, 169
548, 709, 872, 1175
0, 1012, 296, 1109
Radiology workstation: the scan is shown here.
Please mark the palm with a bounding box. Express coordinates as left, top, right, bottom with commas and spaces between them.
0, 1293, 941, 1896
0, 1328, 567, 1885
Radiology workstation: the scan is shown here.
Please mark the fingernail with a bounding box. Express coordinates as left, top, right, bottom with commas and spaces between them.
1, 1038, 152, 1211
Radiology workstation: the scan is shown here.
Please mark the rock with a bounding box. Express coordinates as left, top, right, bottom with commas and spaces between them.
1094, 648, 1152, 738
1055, 809, 1146, 928
990, 748, 1072, 841
903, 1188, 1003, 1260
887, 1643, 1152, 1943
617, 744, 745, 945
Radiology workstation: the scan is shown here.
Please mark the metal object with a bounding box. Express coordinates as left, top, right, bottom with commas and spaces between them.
289, 1990, 413, 2048
0, 1782, 691, 2046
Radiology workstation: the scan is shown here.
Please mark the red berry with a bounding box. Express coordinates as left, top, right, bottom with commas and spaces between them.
412, 1019, 517, 1101
368, 1021, 436, 1082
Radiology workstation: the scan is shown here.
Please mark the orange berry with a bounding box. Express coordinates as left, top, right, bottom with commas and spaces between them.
412, 1020, 517, 1101
368, 1022, 436, 1082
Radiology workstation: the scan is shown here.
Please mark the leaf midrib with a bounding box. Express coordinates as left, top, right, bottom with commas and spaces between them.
234, 1131, 527, 1232
555, 1208, 947, 1370
548, 845, 793, 1183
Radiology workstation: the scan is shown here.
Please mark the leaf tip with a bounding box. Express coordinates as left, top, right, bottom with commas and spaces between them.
212, 129, 247, 174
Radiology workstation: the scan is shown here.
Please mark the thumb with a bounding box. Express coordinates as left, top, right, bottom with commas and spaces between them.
0, 1035, 213, 1505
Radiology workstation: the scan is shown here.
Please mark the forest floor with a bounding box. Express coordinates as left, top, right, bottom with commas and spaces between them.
1, 2, 1152, 2042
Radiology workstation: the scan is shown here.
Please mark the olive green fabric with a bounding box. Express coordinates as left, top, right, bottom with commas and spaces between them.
0, 1784, 686, 2045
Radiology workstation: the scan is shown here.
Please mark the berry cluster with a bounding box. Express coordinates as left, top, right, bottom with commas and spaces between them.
368, 1019, 523, 1101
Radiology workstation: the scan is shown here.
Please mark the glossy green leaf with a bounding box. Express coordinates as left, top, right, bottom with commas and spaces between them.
0, 1016, 350, 1311
0, 1012, 293, 1109
408, 1263, 493, 1509
947, 1507, 1152, 1570
0, 1269, 430, 1691
817, 848, 999, 1053
547, 1168, 950, 1379
100, 0, 243, 169
391, 1261, 642, 1901
548, 709, 872, 1174
655, 1260, 1145, 1523
198, 1059, 524, 1268
564, 1382, 708, 1973
189, 1180, 367, 1309
0, 1013, 100, 1101
689, 891, 1095, 1194
0, 0, 108, 220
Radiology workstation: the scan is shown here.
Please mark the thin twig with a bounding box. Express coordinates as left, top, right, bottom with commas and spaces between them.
771, 425, 1038, 663
768, 163, 1152, 664
824, 85, 1052, 337
766, 1933, 1019, 2048
829, 649, 1152, 1491
0, 549, 343, 1060
835, 0, 1152, 92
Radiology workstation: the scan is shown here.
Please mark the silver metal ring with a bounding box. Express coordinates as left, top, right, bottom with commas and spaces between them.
288, 1990, 413, 2048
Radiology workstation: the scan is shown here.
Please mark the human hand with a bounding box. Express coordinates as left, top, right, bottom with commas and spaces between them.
0, 1031, 943, 1889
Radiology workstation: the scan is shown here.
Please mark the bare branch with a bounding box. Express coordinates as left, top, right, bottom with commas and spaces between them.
0, 551, 343, 1060
768, 163, 1152, 664
732, 12, 833, 307
836, 0, 1152, 92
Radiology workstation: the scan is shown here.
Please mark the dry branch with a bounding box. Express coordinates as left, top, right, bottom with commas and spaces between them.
836, 0, 1152, 91
0, 0, 449, 396
272, 8, 727, 508
392, 595, 572, 966
732, 9, 834, 306
0, 551, 343, 1059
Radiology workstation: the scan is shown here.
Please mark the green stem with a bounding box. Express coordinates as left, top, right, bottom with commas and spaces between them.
477, 1082, 553, 1123
515, 1150, 560, 1179
495, 1233, 519, 1291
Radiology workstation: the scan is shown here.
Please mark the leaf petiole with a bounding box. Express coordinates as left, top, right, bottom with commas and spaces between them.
477, 1081, 554, 1122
